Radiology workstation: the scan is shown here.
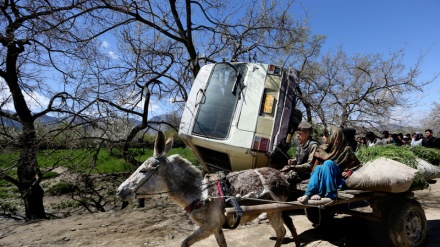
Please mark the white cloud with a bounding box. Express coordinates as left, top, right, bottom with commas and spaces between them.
100, 40, 119, 59
101, 41, 110, 49
108, 51, 119, 59
1, 80, 51, 113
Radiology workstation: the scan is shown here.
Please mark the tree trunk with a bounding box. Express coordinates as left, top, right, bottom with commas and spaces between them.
17, 127, 46, 219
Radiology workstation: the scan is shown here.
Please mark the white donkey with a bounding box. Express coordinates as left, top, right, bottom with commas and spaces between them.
117, 131, 299, 247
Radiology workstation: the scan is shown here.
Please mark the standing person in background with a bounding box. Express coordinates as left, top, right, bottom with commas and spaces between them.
381, 131, 393, 145
359, 137, 367, 149
391, 133, 402, 146
397, 133, 404, 142
342, 128, 357, 151
411, 132, 424, 146
366, 132, 382, 147
402, 135, 411, 147
422, 129, 440, 149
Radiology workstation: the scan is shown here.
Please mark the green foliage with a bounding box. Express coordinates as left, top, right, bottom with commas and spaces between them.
50, 200, 81, 210
47, 181, 77, 196
42, 171, 59, 179
287, 146, 297, 158
409, 146, 440, 165
168, 147, 199, 165
1, 147, 199, 183
0, 150, 19, 174
356, 145, 418, 168
0, 202, 17, 215
94, 149, 135, 173
0, 180, 19, 198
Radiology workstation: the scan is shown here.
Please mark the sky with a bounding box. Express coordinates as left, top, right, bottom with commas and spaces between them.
1, 0, 438, 127
297, 0, 440, 126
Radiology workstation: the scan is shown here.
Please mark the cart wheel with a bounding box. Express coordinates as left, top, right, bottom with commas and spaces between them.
304, 207, 334, 226
387, 199, 427, 247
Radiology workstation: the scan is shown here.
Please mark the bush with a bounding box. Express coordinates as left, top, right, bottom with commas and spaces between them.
47, 181, 77, 196
0, 202, 17, 215
42, 171, 59, 179
410, 146, 440, 165
50, 200, 81, 210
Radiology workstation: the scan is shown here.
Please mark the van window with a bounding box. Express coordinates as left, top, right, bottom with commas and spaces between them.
192, 63, 246, 139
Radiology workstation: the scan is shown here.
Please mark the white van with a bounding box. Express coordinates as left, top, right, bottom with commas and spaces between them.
179, 62, 301, 172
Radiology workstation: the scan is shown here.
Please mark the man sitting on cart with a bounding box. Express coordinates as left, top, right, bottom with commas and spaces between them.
297, 126, 361, 203
280, 121, 318, 183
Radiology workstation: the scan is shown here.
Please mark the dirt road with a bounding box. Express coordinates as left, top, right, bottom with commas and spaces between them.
1, 180, 440, 247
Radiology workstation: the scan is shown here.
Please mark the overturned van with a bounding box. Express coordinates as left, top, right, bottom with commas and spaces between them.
179, 62, 302, 172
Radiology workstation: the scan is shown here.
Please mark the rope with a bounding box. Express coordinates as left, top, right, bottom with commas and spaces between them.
131, 158, 335, 209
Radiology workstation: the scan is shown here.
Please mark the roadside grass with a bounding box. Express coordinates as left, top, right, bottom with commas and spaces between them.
0, 147, 199, 177
0, 147, 199, 202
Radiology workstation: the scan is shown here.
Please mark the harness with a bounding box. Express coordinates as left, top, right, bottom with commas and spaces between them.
130, 156, 166, 195
218, 172, 243, 229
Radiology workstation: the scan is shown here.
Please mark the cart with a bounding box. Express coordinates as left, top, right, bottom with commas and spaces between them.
223, 179, 431, 247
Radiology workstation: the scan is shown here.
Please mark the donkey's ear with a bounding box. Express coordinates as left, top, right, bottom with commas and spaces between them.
154, 131, 166, 158
163, 133, 174, 155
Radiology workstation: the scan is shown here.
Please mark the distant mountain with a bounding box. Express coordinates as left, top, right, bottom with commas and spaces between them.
145, 113, 180, 134
37, 115, 59, 124
0, 112, 180, 132
0, 116, 21, 128
0, 111, 63, 129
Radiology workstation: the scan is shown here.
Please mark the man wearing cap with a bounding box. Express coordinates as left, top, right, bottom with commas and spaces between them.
280, 121, 318, 180
402, 135, 411, 147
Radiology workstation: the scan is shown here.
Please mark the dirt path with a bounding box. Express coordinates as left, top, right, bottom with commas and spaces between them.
1, 180, 440, 247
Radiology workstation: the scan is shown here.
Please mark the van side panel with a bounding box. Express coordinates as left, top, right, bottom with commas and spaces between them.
237, 64, 268, 132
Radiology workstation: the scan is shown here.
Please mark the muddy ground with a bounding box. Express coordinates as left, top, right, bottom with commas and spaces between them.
1, 179, 440, 247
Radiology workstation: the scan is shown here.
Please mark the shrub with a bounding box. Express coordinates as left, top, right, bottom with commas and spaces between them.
410, 146, 440, 165
47, 181, 77, 196
0, 202, 17, 215
42, 171, 59, 179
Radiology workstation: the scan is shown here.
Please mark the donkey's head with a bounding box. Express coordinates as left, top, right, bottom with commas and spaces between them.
117, 131, 173, 202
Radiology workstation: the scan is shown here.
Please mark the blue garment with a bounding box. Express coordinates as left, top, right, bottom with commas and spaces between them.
304, 160, 343, 199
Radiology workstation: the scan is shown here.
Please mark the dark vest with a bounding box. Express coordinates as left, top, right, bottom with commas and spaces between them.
296, 139, 318, 165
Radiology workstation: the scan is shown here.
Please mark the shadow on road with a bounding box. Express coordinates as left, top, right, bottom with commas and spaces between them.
274, 216, 440, 247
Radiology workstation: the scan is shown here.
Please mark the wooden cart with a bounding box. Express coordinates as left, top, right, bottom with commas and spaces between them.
223, 180, 430, 247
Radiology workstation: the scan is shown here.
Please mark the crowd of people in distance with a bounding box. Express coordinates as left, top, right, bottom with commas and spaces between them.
277, 122, 440, 206
356, 129, 440, 150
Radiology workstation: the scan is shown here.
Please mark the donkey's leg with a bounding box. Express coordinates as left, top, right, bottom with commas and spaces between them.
282, 211, 300, 247
213, 227, 227, 247
181, 227, 214, 247
267, 212, 287, 247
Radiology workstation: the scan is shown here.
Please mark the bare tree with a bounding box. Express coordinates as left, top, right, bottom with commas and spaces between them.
0, 0, 111, 219
84, 0, 313, 165
422, 102, 440, 135
0, 0, 318, 217
296, 48, 434, 128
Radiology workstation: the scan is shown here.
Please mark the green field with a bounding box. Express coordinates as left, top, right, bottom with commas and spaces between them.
0, 147, 199, 175
0, 147, 199, 201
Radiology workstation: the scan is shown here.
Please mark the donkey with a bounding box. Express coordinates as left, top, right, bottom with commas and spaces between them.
117, 131, 299, 247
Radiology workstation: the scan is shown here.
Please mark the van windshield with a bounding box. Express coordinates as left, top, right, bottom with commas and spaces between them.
192, 63, 246, 139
